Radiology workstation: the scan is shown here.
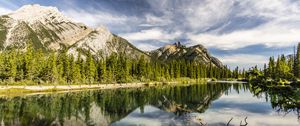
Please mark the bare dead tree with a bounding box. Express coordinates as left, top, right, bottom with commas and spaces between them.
200, 122, 207, 126
227, 117, 233, 126
226, 117, 248, 126
240, 117, 248, 126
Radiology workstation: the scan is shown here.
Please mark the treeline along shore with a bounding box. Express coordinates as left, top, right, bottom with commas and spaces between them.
247, 42, 300, 86
0, 44, 242, 92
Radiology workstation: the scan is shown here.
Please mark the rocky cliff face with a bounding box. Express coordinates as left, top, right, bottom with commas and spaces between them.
0, 4, 147, 59
149, 42, 223, 67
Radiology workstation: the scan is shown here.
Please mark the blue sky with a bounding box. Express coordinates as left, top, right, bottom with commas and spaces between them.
0, 0, 299, 69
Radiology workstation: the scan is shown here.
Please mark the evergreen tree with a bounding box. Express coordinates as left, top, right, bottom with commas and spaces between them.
61, 51, 71, 83
268, 57, 275, 78
263, 63, 267, 76
69, 55, 75, 83
48, 52, 58, 83
85, 50, 96, 83
99, 59, 106, 82
34, 49, 45, 82
294, 42, 300, 78
24, 44, 34, 80
8, 50, 17, 82
137, 55, 146, 80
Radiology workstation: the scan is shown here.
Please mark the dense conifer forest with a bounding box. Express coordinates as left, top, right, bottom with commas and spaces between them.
0, 44, 236, 85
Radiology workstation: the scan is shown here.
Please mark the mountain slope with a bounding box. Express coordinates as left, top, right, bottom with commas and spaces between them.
0, 4, 148, 59
149, 42, 223, 67
0, 4, 222, 66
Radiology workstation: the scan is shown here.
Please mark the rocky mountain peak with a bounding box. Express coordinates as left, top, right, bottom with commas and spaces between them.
0, 4, 222, 65
0, 4, 148, 60
95, 25, 110, 33
16, 4, 58, 12
150, 42, 223, 68
8, 4, 71, 24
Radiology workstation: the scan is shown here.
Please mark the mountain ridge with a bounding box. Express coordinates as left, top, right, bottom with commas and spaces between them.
149, 42, 223, 67
0, 4, 148, 59
0, 4, 222, 67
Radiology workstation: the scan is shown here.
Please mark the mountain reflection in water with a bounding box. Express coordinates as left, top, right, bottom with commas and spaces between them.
0, 83, 299, 126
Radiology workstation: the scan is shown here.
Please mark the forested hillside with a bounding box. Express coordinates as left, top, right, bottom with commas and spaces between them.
0, 44, 233, 85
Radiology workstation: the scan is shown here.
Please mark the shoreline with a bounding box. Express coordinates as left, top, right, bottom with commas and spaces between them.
0, 81, 199, 97
0, 80, 247, 97
0, 81, 180, 94
0, 83, 148, 91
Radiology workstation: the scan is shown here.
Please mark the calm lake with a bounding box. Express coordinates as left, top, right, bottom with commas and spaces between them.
0, 83, 299, 126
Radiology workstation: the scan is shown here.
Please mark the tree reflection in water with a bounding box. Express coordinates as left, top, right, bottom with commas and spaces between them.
249, 83, 300, 123
0, 83, 298, 126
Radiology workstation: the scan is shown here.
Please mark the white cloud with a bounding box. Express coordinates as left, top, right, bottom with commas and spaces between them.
138, 24, 156, 27
142, 0, 300, 50
144, 14, 172, 27
217, 54, 269, 69
4, 1, 300, 51
238, 0, 298, 19
0, 6, 12, 15
188, 23, 300, 49
187, 0, 300, 49
185, 0, 234, 31
146, 0, 235, 32
119, 28, 182, 42
133, 42, 160, 51
62, 9, 132, 28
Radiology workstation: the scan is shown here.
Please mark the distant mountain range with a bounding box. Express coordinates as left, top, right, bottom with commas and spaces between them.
0, 4, 222, 67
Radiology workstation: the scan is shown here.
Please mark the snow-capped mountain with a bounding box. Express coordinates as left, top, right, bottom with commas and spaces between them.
0, 4, 147, 59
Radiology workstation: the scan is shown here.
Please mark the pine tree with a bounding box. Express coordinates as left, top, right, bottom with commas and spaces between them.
124, 57, 131, 82
107, 67, 113, 82
263, 63, 267, 76
209, 62, 213, 78
16, 50, 24, 81
85, 50, 96, 83
294, 42, 300, 78
72, 60, 82, 84
34, 49, 45, 82
275, 56, 281, 79
279, 54, 290, 79
153, 62, 160, 81
75, 51, 83, 83
8, 50, 17, 82
170, 63, 174, 79
99, 59, 106, 83
61, 51, 70, 83
234, 66, 239, 79
268, 57, 275, 78
24, 44, 34, 80
175, 62, 181, 78
69, 55, 75, 83
165, 67, 170, 80
137, 55, 146, 80
48, 52, 59, 83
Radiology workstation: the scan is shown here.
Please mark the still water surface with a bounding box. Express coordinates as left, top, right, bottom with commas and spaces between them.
0, 83, 299, 126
